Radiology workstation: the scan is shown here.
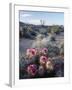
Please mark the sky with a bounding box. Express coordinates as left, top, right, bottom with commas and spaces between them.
19, 11, 64, 25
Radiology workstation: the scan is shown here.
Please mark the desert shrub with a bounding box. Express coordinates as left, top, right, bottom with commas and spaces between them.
50, 25, 60, 34
39, 28, 47, 34
52, 57, 64, 77
19, 25, 37, 39
24, 32, 35, 39
30, 31, 37, 36
60, 43, 64, 56
47, 45, 60, 57
47, 26, 51, 33
24, 32, 31, 38
59, 25, 64, 32
50, 35, 56, 41
19, 31, 24, 38
60, 43, 64, 49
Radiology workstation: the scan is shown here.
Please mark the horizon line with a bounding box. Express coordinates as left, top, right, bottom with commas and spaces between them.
19, 21, 64, 26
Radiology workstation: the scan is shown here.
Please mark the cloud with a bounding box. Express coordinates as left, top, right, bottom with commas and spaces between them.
21, 14, 31, 17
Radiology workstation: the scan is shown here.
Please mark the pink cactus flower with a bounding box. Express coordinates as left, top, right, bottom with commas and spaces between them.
43, 48, 48, 52
41, 48, 48, 54
26, 48, 37, 58
31, 48, 37, 55
27, 64, 37, 76
40, 56, 48, 65
26, 49, 31, 55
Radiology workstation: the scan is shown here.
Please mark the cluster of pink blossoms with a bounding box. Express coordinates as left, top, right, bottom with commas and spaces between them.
26, 48, 48, 58
26, 48, 53, 77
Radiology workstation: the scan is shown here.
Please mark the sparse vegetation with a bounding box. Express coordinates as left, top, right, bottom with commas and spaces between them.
19, 22, 64, 39
19, 22, 64, 79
